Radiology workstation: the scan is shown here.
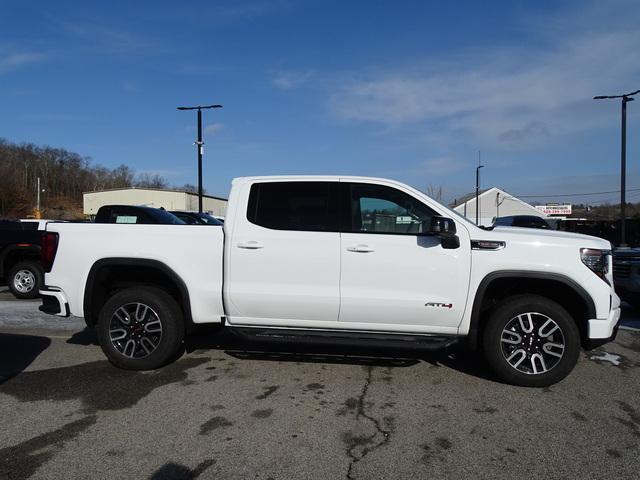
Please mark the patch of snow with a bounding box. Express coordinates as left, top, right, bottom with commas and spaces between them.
589, 352, 621, 366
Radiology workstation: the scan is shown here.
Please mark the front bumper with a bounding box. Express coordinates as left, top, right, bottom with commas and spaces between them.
585, 306, 621, 350
39, 287, 70, 317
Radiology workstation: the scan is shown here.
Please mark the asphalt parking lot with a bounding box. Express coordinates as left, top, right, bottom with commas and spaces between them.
1, 288, 640, 480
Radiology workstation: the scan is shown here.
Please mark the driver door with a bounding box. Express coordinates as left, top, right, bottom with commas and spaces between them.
338, 181, 470, 332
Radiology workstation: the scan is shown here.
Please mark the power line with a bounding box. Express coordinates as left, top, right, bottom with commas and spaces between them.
516, 187, 640, 198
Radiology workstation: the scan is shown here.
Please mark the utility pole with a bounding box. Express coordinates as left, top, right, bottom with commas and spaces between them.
177, 104, 223, 213
594, 89, 639, 246
475, 151, 484, 225
36, 177, 41, 219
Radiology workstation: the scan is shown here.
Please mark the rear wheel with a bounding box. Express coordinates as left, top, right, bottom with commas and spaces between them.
483, 294, 581, 387
96, 286, 184, 370
8, 260, 43, 299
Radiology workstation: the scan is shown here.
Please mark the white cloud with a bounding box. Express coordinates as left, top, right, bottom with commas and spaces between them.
0, 51, 46, 74
328, 1, 640, 149
272, 69, 312, 90
204, 123, 224, 136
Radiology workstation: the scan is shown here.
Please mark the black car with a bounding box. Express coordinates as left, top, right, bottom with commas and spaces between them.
169, 211, 223, 226
613, 247, 640, 310
493, 215, 551, 229
94, 205, 185, 225
0, 221, 44, 299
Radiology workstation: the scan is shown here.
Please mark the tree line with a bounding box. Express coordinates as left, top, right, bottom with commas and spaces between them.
0, 138, 198, 219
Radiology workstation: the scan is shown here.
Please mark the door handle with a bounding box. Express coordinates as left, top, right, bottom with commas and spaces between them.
237, 241, 264, 249
346, 244, 375, 253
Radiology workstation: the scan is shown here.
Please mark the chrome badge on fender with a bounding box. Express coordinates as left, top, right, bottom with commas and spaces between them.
425, 302, 453, 309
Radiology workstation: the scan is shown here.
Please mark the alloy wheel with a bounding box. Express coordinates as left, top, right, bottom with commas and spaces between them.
500, 312, 565, 375
109, 303, 163, 358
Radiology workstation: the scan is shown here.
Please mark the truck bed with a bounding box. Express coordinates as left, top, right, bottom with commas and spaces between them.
45, 224, 225, 323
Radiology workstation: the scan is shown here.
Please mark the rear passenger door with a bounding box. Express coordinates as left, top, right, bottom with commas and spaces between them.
226, 181, 342, 326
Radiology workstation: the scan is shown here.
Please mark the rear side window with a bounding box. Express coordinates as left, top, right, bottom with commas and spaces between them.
21, 222, 39, 231
247, 182, 339, 232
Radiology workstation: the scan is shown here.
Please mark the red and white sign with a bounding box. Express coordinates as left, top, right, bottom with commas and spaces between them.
535, 204, 572, 215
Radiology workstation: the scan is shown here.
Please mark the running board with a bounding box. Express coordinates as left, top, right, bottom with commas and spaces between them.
228, 327, 459, 351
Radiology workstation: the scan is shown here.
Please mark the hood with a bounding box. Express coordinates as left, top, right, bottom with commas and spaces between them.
489, 226, 611, 248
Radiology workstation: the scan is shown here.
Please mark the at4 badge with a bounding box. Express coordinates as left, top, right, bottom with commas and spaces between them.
425, 302, 453, 309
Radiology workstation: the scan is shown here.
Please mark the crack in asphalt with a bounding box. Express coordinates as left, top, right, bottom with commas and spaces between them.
344, 366, 391, 480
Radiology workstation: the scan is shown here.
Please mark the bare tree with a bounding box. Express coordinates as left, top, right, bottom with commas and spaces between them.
136, 173, 168, 189
177, 183, 205, 194
0, 138, 169, 218
426, 184, 443, 201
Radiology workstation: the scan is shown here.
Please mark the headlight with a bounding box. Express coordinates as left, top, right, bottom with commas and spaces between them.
580, 248, 611, 284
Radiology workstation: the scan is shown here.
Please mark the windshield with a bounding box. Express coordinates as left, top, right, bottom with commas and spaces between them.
151, 209, 186, 225
197, 213, 223, 225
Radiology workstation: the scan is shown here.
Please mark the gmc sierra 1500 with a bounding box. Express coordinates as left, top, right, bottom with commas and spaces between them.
39, 176, 621, 386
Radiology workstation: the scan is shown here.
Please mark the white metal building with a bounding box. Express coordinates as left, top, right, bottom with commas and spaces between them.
452, 187, 549, 226
83, 188, 228, 217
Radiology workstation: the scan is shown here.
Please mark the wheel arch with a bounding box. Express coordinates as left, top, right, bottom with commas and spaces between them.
0, 245, 41, 278
83, 258, 193, 332
467, 271, 597, 350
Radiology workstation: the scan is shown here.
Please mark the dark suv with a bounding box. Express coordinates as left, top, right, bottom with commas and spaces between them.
613, 247, 640, 310
169, 211, 223, 225
94, 205, 185, 225
493, 215, 551, 229
0, 221, 44, 299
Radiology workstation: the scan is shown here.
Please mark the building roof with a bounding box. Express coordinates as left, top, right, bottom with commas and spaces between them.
452, 186, 547, 217
450, 189, 489, 208
83, 186, 227, 202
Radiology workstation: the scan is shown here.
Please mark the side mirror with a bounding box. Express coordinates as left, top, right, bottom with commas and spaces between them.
428, 216, 457, 237
424, 216, 459, 249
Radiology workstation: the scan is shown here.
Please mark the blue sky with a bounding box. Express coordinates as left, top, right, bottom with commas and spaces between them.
1, 0, 639, 204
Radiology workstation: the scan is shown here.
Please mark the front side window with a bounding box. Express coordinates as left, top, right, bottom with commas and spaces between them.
347, 183, 436, 235
247, 182, 339, 232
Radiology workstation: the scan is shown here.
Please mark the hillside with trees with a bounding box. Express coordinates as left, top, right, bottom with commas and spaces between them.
0, 138, 176, 219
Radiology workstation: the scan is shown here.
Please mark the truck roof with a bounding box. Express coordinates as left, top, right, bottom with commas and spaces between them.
231, 175, 407, 185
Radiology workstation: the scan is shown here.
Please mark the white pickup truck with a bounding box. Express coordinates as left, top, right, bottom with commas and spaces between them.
39, 176, 621, 386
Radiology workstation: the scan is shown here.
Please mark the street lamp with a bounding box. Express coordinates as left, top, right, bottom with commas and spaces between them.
594, 89, 639, 246
476, 155, 484, 225
177, 104, 223, 213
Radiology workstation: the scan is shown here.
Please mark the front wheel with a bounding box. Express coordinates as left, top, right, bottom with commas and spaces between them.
96, 286, 185, 370
483, 295, 581, 387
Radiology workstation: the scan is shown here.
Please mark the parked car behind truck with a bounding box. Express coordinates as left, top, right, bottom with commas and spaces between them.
613, 247, 640, 310
94, 205, 185, 224
40, 176, 621, 387
0, 221, 44, 298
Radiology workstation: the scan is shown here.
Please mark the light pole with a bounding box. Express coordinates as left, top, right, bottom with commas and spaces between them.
594, 89, 639, 246
177, 104, 223, 213
475, 153, 484, 225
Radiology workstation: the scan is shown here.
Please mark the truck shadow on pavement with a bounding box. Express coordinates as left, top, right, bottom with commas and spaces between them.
64, 326, 497, 382
0, 333, 51, 385
184, 329, 498, 383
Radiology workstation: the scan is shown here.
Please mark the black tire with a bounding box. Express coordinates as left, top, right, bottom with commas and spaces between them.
96, 286, 185, 370
7, 260, 43, 299
482, 294, 581, 387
